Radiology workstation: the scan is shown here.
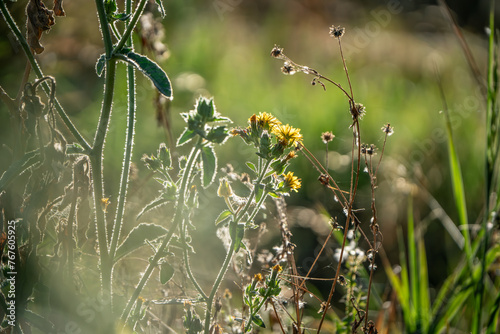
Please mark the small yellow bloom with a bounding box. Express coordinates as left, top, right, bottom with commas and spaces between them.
101, 197, 110, 213
254, 273, 263, 282
256, 112, 281, 131
282, 171, 301, 192
272, 264, 283, 272
272, 124, 303, 147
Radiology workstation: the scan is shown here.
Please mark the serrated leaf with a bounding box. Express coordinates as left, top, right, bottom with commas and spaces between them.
246, 161, 257, 173
160, 261, 174, 284
96, 54, 106, 77
177, 129, 196, 146
119, 51, 172, 99
215, 210, 232, 226
114, 223, 169, 262
155, 0, 166, 17
251, 314, 266, 328
201, 146, 217, 188
206, 126, 229, 144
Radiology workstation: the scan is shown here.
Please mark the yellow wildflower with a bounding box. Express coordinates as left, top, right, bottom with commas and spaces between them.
255, 112, 281, 131
282, 172, 301, 192
272, 124, 302, 147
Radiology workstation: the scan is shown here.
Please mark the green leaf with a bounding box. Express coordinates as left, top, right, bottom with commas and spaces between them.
251, 314, 266, 328
66, 143, 86, 155
160, 261, 174, 284
201, 146, 217, 188
177, 129, 196, 146
95, 54, 106, 77
112, 12, 131, 21
246, 162, 257, 173
215, 210, 232, 226
114, 223, 169, 262
255, 184, 265, 203
118, 51, 172, 99
233, 223, 245, 252
155, 0, 166, 17
197, 97, 215, 120
206, 126, 229, 144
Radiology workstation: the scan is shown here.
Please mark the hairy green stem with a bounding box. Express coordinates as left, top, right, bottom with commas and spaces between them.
120, 142, 202, 326
113, 0, 149, 53
90, 54, 117, 301
0, 0, 90, 152
95, 0, 115, 57
109, 0, 137, 266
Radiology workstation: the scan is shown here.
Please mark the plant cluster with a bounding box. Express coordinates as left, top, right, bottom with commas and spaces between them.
0, 0, 499, 333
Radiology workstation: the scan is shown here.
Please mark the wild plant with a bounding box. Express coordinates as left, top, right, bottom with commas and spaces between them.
0, 0, 399, 332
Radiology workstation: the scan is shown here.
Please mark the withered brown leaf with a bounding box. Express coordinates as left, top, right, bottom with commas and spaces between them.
26, 0, 55, 54
53, 0, 64, 17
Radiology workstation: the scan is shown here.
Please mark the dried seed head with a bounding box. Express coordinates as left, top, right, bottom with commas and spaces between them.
270, 45, 284, 59
321, 131, 335, 144
367, 144, 376, 156
329, 25, 345, 38
318, 174, 329, 186
281, 62, 296, 75
381, 123, 394, 136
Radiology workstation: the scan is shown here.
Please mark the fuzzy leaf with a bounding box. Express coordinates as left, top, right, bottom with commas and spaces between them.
177, 129, 196, 146
215, 210, 232, 226
246, 161, 257, 173
251, 314, 266, 328
114, 223, 169, 262
201, 146, 217, 188
96, 54, 106, 77
119, 51, 172, 99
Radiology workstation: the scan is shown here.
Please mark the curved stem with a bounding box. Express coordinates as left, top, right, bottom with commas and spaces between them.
113, 0, 149, 53
0, 0, 90, 152
203, 158, 272, 333
120, 142, 202, 325
203, 237, 236, 333
182, 221, 208, 300
90, 56, 117, 301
